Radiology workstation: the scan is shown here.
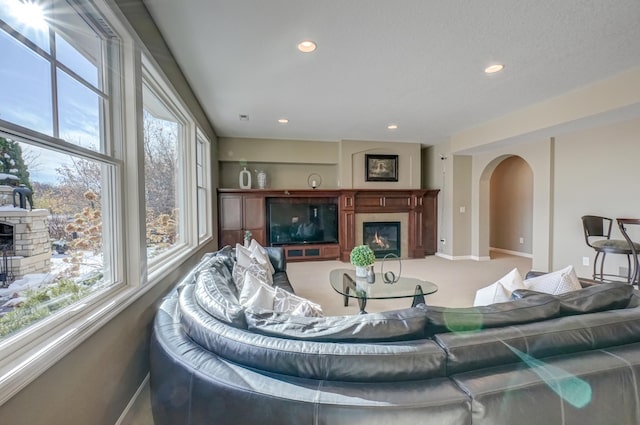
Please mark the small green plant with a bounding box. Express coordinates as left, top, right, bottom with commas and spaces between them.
0, 279, 89, 338
244, 230, 252, 240
350, 245, 375, 266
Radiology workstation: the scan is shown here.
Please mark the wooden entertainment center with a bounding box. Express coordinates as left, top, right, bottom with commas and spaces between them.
218, 189, 439, 262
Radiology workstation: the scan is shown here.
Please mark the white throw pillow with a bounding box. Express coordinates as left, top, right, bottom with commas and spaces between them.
273, 287, 324, 317
236, 243, 273, 284
232, 257, 273, 292
524, 265, 582, 295
473, 268, 525, 306
250, 239, 276, 275
238, 271, 275, 310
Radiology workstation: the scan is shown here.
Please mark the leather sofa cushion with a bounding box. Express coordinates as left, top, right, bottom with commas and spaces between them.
511, 282, 635, 314
452, 343, 640, 424
244, 306, 427, 342
272, 271, 295, 293
175, 246, 235, 291
435, 305, 640, 374
423, 293, 561, 336
194, 266, 246, 328
179, 284, 447, 382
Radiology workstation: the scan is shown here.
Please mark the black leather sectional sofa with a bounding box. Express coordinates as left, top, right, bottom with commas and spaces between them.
150, 247, 640, 424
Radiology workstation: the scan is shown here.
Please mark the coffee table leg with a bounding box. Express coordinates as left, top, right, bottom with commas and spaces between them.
412, 284, 426, 307
358, 298, 367, 314
343, 274, 351, 306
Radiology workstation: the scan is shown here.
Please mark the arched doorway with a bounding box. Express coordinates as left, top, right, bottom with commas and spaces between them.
471, 141, 553, 271
489, 156, 533, 258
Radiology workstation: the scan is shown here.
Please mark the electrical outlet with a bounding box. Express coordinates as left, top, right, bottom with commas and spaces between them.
519, 237, 524, 244
582, 257, 589, 266
440, 238, 446, 245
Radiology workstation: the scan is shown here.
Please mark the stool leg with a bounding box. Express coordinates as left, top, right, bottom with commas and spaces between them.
600, 252, 606, 281
627, 254, 632, 283
593, 252, 600, 280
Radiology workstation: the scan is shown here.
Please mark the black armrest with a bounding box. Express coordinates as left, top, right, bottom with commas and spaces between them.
524, 270, 599, 287
265, 247, 286, 273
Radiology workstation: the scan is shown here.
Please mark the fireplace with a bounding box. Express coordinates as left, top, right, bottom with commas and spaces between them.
363, 221, 401, 258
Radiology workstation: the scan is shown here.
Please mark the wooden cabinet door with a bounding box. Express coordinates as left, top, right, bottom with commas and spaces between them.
219, 195, 243, 231
243, 196, 266, 245
243, 196, 265, 229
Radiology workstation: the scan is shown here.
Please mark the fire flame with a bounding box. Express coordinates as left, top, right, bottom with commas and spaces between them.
373, 232, 390, 249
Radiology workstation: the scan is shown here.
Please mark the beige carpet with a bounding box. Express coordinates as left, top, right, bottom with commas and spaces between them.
287, 251, 532, 316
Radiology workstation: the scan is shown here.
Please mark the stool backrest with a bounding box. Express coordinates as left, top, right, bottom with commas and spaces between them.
582, 215, 612, 248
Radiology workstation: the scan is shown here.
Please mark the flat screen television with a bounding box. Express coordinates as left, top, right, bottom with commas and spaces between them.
267, 197, 338, 245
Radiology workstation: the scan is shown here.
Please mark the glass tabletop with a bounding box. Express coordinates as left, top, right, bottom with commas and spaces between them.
329, 268, 438, 300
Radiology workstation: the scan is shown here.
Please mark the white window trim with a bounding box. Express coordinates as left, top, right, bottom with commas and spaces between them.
0, 0, 137, 404
142, 55, 201, 272
0, 0, 215, 404
196, 128, 213, 244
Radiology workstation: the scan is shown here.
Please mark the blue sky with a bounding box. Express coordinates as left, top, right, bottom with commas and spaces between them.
0, 0, 101, 184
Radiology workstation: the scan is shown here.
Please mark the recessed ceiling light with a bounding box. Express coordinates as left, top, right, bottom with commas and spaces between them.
278, 118, 289, 124
387, 124, 398, 130
297, 40, 317, 53
484, 64, 504, 74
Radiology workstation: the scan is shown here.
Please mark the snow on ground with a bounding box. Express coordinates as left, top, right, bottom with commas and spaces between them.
0, 251, 103, 315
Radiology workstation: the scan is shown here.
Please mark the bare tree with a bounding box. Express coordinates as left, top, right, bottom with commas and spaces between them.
143, 110, 178, 216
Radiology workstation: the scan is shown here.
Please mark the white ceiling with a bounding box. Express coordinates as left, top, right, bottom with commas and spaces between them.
142, 0, 640, 146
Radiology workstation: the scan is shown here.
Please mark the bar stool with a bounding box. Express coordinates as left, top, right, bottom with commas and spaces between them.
581, 215, 633, 282
616, 218, 640, 286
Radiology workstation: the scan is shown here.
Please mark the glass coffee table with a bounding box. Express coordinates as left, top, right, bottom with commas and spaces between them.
329, 268, 438, 314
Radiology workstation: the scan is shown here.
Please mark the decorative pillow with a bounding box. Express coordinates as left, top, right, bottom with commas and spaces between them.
473, 268, 525, 306
236, 243, 273, 284
238, 271, 275, 310
232, 257, 273, 292
524, 265, 582, 295
273, 287, 324, 317
249, 239, 276, 275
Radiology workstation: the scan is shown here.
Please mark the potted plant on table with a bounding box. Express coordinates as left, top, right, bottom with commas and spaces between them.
350, 245, 376, 278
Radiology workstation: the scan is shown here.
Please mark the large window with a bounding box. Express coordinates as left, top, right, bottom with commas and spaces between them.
0, 0, 212, 402
142, 65, 187, 265
0, 0, 121, 344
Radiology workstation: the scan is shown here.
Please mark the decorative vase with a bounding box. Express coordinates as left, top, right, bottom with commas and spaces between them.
355, 265, 368, 278
366, 265, 375, 283
239, 167, 251, 189
244, 238, 250, 248
257, 170, 267, 189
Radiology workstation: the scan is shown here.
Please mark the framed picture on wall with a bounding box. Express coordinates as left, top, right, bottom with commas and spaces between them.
365, 154, 398, 182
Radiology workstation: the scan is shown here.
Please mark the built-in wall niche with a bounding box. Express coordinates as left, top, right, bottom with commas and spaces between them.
219, 162, 338, 189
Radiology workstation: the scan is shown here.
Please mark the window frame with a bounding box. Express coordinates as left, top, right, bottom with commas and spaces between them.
0, 0, 215, 405
0, 0, 134, 405
141, 55, 196, 275
196, 129, 212, 244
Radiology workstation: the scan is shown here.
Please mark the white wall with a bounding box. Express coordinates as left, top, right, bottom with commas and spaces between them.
553, 116, 640, 278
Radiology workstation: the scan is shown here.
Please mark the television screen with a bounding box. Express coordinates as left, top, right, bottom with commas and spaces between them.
267, 198, 338, 245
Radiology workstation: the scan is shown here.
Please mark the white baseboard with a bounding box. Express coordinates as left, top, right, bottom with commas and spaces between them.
489, 247, 533, 259
114, 373, 150, 425
471, 255, 491, 261
436, 252, 476, 261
